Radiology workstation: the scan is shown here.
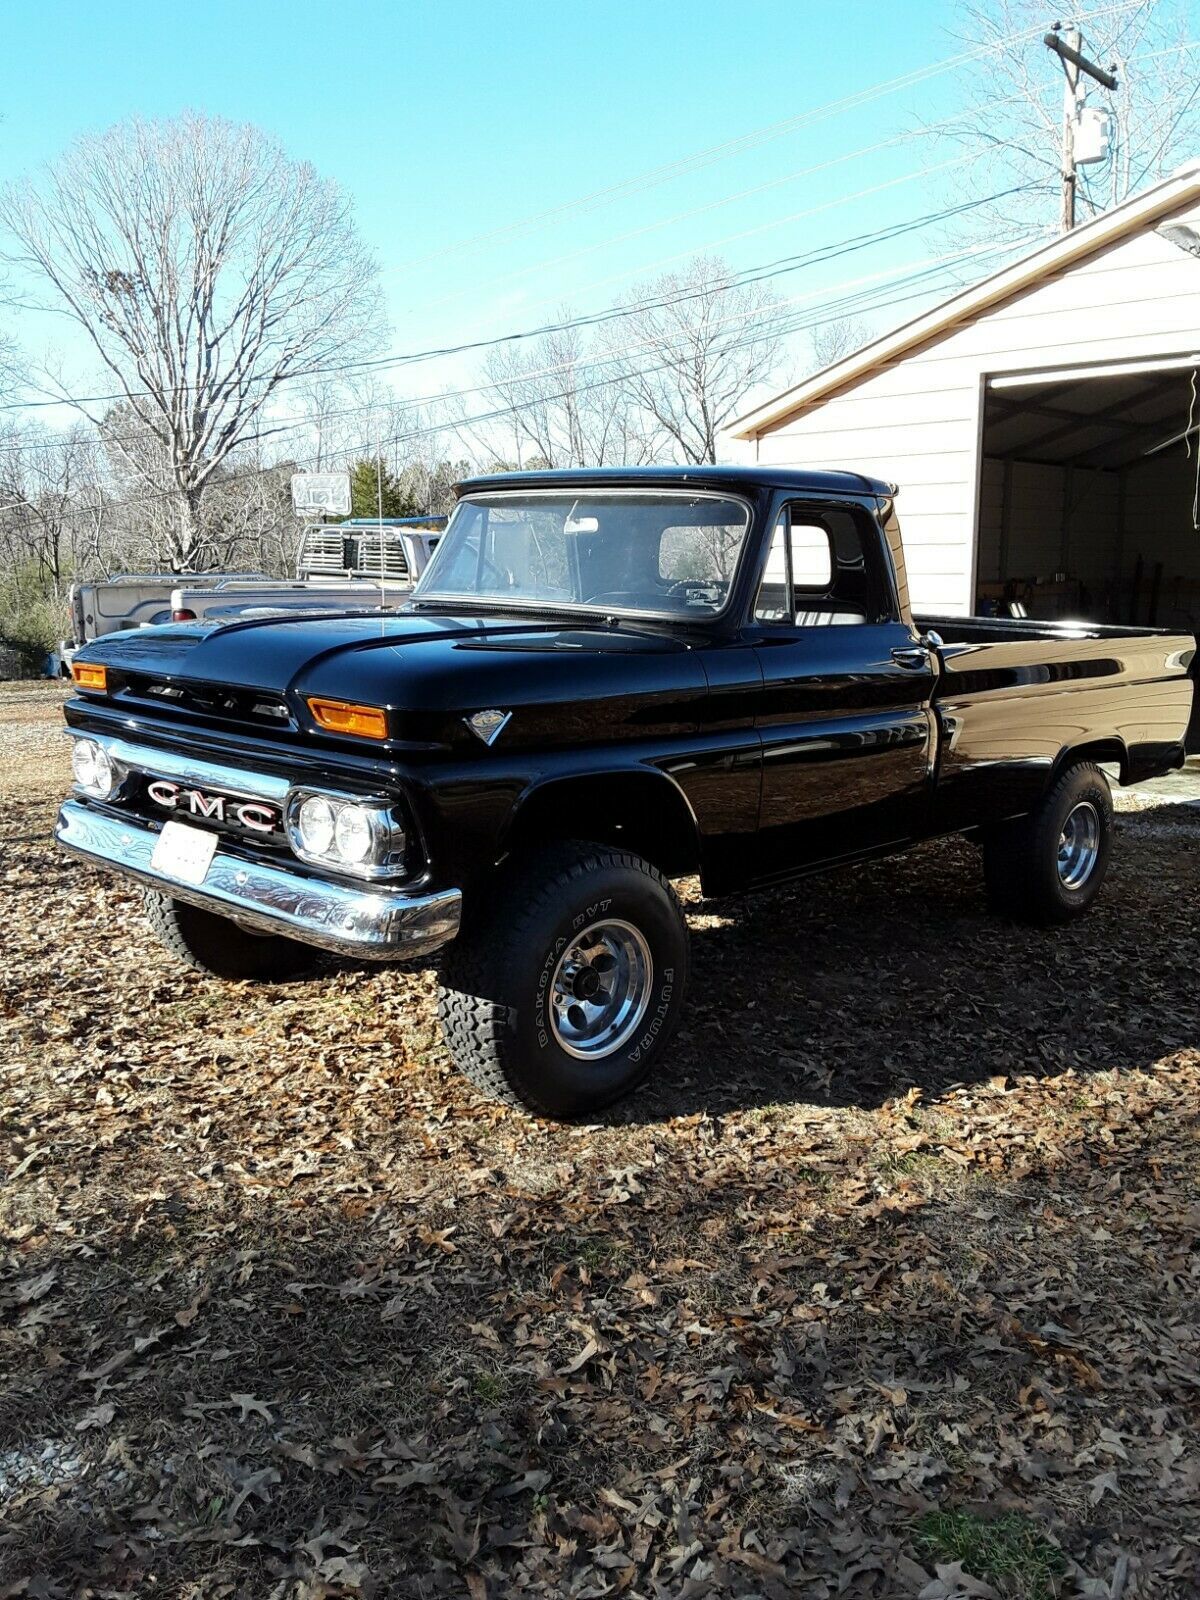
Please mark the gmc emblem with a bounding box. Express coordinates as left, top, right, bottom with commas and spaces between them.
146, 779, 280, 834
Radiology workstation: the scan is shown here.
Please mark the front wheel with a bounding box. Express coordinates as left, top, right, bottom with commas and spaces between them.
982, 761, 1113, 923
143, 891, 320, 981
437, 842, 690, 1118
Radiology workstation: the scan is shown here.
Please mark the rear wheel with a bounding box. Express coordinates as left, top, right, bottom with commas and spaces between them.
437, 841, 689, 1118
143, 891, 320, 981
982, 761, 1113, 923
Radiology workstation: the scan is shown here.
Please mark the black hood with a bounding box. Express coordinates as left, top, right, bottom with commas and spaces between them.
78, 608, 710, 749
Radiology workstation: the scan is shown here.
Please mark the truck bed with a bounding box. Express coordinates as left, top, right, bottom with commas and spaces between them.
913, 613, 1197, 819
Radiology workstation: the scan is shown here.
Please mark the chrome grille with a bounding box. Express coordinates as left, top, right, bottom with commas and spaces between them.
120, 675, 294, 729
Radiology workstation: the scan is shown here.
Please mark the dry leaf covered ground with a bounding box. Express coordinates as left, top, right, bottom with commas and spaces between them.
1, 680, 1198, 1600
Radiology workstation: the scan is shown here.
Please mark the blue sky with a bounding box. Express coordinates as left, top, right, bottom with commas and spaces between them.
1, 0, 1067, 436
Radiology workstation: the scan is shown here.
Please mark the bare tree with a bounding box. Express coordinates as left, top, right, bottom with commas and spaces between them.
809, 315, 872, 373
473, 321, 656, 469
293, 375, 358, 471
930, 0, 1200, 236
394, 403, 471, 514
201, 454, 296, 573
0, 423, 105, 591
600, 257, 783, 464
0, 112, 382, 569
0, 420, 110, 658
87, 403, 298, 575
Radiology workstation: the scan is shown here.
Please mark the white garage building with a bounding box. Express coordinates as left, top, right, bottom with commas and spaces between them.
725, 160, 1200, 629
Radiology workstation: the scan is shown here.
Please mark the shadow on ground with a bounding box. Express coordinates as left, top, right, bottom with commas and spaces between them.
621, 807, 1198, 1121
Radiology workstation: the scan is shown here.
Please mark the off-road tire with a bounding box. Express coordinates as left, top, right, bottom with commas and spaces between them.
982, 761, 1113, 924
437, 841, 689, 1118
143, 891, 320, 981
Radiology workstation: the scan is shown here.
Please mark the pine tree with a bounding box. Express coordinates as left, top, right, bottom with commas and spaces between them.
347, 456, 419, 520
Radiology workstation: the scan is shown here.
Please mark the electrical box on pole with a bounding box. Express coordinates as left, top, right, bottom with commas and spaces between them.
1074, 104, 1114, 165
1044, 24, 1120, 231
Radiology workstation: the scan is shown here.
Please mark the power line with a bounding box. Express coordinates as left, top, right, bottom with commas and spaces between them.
0, 236, 1023, 460
0, 183, 1032, 424
374, 0, 1148, 281
56, 230, 1038, 512
0, 162, 972, 435
1129, 77, 1200, 191
0, 184, 1035, 463
421, 152, 979, 329
428, 30, 1198, 347
409, 100, 1050, 323
39, 262, 991, 504
3, 7, 1159, 421
4, 208, 1044, 468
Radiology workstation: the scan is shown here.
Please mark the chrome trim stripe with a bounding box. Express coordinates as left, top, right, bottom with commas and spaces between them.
55, 799, 460, 962
65, 730, 290, 803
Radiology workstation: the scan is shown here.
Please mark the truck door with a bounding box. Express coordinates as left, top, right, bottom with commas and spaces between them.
750, 501, 936, 881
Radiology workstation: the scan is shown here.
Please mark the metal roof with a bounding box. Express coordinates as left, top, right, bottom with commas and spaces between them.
983, 366, 1199, 470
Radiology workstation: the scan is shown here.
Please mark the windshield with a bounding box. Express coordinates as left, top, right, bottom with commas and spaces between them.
411, 490, 752, 618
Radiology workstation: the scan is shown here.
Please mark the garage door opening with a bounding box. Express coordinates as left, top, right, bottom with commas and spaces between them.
975, 359, 1200, 628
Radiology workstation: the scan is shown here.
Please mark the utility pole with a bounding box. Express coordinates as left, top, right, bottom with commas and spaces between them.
1044, 24, 1120, 231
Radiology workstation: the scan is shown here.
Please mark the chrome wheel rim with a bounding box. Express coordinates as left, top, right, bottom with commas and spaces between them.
549, 919, 654, 1061
1057, 801, 1100, 889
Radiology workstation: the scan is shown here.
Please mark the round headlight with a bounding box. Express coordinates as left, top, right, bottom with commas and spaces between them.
334, 804, 374, 863
72, 740, 114, 797
92, 745, 114, 797
71, 740, 97, 789
298, 795, 335, 854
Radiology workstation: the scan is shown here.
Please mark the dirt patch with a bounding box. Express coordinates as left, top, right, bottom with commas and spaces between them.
2, 695, 1197, 1598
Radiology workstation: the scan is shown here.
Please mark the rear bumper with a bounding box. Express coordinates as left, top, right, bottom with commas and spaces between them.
55, 798, 461, 962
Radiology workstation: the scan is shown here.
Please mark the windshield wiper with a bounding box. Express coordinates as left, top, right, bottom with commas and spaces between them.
411, 595, 610, 621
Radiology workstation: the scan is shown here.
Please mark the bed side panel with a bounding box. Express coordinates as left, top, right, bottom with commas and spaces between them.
929, 629, 1194, 827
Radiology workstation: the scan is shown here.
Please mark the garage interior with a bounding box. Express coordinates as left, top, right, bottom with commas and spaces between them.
975, 359, 1200, 628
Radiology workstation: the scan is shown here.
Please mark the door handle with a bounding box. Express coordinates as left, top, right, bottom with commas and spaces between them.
891, 646, 929, 669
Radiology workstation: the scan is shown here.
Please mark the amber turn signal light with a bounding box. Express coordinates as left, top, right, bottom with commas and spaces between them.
306, 696, 388, 740
71, 662, 108, 692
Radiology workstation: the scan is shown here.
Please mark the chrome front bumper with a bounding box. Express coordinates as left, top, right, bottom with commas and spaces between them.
55, 798, 462, 962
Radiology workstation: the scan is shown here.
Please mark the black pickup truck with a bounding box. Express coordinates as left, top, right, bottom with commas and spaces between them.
57, 466, 1196, 1116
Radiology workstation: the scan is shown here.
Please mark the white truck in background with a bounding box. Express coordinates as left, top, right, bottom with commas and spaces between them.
60, 517, 444, 671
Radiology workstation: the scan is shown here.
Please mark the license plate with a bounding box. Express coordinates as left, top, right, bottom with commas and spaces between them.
151, 819, 219, 886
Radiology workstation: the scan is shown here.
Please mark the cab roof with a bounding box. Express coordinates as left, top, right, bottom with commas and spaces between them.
456, 464, 896, 499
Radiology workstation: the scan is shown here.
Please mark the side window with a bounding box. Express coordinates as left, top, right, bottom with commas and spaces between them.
753, 505, 870, 626
789, 521, 834, 590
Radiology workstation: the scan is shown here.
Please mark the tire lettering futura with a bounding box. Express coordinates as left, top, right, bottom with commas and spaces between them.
627, 968, 674, 1064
